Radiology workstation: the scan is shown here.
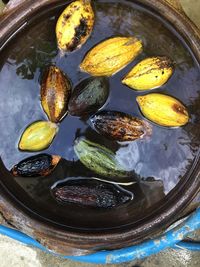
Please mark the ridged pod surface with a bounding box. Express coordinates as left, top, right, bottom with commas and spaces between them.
52, 178, 133, 208
80, 37, 142, 76
137, 93, 189, 127
56, 0, 94, 52
68, 77, 109, 116
74, 138, 131, 178
41, 66, 71, 123
90, 111, 152, 141
11, 154, 61, 177
18, 121, 58, 152
122, 56, 174, 90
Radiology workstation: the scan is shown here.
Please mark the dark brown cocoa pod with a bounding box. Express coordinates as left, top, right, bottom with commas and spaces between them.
51, 178, 133, 208
41, 66, 71, 123
90, 110, 152, 142
11, 154, 61, 177
68, 77, 109, 116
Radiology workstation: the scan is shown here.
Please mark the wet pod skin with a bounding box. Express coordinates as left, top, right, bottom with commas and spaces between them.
41, 66, 71, 123
18, 121, 58, 152
122, 56, 174, 90
11, 154, 61, 177
56, 0, 95, 52
68, 76, 109, 116
80, 36, 143, 76
52, 178, 133, 208
90, 110, 152, 141
136, 93, 189, 127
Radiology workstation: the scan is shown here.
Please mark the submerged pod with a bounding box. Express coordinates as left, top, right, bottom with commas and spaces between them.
51, 178, 133, 208
56, 0, 94, 52
122, 56, 174, 90
68, 77, 109, 116
80, 36, 142, 76
11, 154, 61, 177
41, 66, 71, 123
18, 121, 58, 152
74, 138, 131, 178
90, 110, 152, 141
136, 93, 189, 127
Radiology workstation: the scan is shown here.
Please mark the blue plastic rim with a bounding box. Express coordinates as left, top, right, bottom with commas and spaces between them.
0, 207, 199, 264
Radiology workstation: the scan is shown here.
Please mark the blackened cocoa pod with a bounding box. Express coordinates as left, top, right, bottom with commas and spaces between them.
90, 110, 152, 142
41, 66, 71, 123
68, 77, 109, 116
52, 178, 133, 208
56, 0, 94, 52
11, 154, 61, 177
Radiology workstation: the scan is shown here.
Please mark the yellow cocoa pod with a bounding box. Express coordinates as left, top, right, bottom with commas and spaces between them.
136, 93, 189, 127
122, 56, 174, 90
19, 121, 58, 152
56, 0, 94, 52
41, 66, 71, 123
80, 37, 143, 76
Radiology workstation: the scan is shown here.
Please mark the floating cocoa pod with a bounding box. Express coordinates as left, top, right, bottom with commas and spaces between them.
11, 154, 61, 177
74, 138, 132, 178
80, 36, 142, 76
68, 77, 109, 116
51, 178, 133, 208
56, 0, 94, 52
90, 111, 152, 142
41, 66, 71, 123
18, 121, 58, 152
122, 56, 174, 90
136, 93, 189, 127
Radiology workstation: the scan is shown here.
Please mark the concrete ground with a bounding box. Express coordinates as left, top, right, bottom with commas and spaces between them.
0, 231, 199, 267
0, 0, 200, 266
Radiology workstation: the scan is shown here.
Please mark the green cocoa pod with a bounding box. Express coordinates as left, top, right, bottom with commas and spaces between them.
68, 77, 109, 116
74, 138, 131, 178
18, 121, 58, 152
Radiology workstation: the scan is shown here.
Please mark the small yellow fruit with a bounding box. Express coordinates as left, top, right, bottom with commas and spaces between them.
122, 56, 174, 90
56, 0, 94, 52
136, 93, 189, 127
80, 37, 143, 76
19, 121, 58, 152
